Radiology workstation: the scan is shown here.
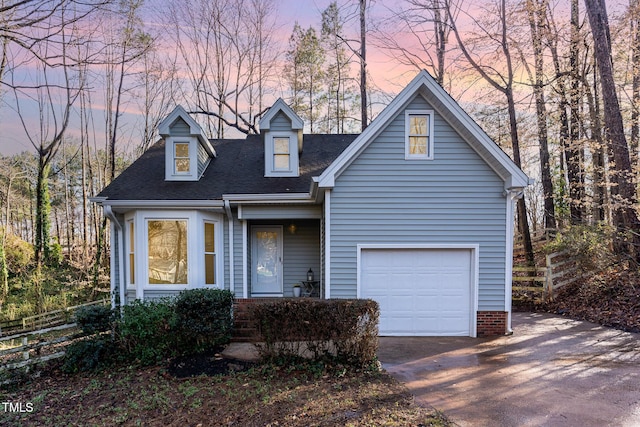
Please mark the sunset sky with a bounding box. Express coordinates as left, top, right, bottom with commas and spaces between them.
0, 0, 425, 156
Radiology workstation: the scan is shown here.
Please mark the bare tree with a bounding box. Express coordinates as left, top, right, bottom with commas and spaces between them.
584, 0, 640, 259
378, 0, 458, 87
170, 0, 278, 136
446, 0, 535, 263
523, 0, 556, 230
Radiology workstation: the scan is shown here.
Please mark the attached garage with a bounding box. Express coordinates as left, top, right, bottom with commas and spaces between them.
358, 246, 478, 337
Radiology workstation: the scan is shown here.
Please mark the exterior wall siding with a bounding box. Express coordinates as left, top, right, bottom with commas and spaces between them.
170, 117, 191, 136
329, 94, 508, 311
271, 112, 292, 131
197, 143, 210, 177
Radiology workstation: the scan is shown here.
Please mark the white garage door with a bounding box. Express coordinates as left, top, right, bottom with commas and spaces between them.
360, 248, 473, 336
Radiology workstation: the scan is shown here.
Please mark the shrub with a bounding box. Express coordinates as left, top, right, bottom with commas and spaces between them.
62, 337, 116, 374
174, 288, 234, 354
75, 304, 114, 335
251, 299, 379, 367
544, 223, 617, 270
116, 298, 177, 365
4, 233, 34, 275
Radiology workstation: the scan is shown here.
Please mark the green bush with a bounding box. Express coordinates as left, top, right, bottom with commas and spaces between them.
75, 304, 114, 335
251, 299, 379, 367
4, 233, 34, 275
174, 288, 234, 353
62, 337, 116, 374
116, 299, 177, 365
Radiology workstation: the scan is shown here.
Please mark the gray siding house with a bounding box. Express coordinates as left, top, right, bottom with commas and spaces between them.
93, 71, 530, 337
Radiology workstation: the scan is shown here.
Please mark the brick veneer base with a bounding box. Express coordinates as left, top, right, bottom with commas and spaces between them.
232, 298, 277, 342
233, 299, 509, 341
476, 311, 508, 336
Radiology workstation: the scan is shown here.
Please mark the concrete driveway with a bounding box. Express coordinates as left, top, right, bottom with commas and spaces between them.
378, 312, 640, 427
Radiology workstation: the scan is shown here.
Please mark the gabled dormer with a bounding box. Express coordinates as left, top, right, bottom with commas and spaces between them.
259, 99, 304, 177
158, 105, 216, 181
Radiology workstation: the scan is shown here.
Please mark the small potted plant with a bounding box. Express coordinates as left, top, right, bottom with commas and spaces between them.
293, 283, 302, 297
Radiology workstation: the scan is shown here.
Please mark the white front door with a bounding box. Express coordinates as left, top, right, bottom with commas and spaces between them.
251, 226, 283, 295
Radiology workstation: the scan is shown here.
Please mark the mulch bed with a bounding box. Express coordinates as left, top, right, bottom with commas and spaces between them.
166, 351, 256, 377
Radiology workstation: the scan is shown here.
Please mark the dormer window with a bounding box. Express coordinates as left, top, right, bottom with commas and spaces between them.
165, 137, 200, 180
158, 105, 216, 182
405, 110, 434, 160
265, 132, 299, 177
274, 137, 291, 171
174, 142, 191, 174
259, 99, 304, 178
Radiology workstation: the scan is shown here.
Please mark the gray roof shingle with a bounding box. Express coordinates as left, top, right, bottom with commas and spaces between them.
97, 134, 357, 201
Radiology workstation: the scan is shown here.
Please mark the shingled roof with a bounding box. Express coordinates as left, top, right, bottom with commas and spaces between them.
97, 134, 357, 201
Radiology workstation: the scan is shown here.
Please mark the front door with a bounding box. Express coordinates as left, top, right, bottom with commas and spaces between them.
251, 226, 283, 296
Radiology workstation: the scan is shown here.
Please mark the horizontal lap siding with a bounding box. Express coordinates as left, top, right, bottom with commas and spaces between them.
233, 215, 243, 296
330, 95, 507, 310
282, 221, 320, 296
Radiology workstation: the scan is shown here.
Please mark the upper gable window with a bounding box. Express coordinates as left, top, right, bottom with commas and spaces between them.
265, 132, 299, 177
405, 110, 434, 160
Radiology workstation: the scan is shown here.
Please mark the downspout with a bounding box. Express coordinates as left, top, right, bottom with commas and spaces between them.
224, 200, 234, 293
504, 188, 524, 335
103, 205, 126, 313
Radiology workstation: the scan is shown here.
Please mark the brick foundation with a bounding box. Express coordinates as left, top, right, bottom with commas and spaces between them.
233, 298, 289, 342
476, 311, 508, 337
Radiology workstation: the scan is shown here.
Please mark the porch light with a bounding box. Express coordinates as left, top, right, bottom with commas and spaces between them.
287, 223, 297, 234
307, 268, 314, 281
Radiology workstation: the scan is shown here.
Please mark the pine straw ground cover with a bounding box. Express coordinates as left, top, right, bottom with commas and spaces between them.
0, 357, 450, 427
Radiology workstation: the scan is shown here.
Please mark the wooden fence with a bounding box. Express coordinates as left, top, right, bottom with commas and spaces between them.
0, 323, 81, 382
0, 299, 108, 337
513, 250, 583, 301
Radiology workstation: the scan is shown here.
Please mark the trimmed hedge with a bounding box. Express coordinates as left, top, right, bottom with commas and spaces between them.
174, 288, 234, 352
250, 299, 379, 367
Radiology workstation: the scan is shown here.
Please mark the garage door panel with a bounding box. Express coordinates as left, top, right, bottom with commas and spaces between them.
361, 248, 473, 336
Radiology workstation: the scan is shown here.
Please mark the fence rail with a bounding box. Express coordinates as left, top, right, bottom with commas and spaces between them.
513, 250, 582, 301
0, 328, 81, 382
0, 299, 108, 337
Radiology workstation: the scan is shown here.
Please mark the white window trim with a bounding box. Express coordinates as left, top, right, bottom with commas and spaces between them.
165, 136, 198, 181
126, 218, 135, 289
405, 110, 434, 160
129, 210, 223, 293
264, 131, 299, 177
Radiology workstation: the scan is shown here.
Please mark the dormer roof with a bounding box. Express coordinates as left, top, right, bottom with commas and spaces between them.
158, 105, 216, 158
259, 98, 304, 131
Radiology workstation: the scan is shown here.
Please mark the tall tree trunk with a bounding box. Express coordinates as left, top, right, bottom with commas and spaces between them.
631, 0, 640, 171
585, 0, 640, 259
568, 0, 584, 224
360, 0, 368, 131
527, 0, 556, 230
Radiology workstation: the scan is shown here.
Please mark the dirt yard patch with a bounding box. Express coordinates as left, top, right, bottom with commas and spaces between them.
1, 353, 450, 426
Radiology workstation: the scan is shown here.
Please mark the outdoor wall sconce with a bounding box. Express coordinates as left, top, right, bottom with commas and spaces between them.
307, 268, 314, 281
287, 223, 297, 234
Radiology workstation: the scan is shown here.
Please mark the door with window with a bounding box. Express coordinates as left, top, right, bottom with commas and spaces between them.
251, 226, 283, 295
